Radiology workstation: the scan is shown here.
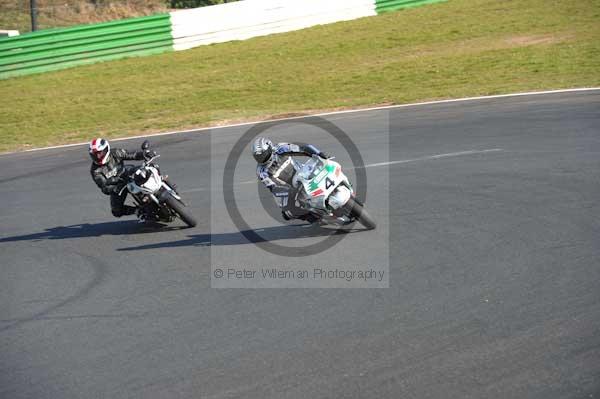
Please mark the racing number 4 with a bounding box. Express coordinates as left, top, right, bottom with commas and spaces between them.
325, 177, 335, 190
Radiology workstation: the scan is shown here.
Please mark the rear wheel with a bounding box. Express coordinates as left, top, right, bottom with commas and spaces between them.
346, 197, 376, 230
164, 194, 197, 227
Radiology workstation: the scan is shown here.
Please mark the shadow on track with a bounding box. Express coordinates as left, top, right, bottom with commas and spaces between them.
118, 224, 362, 251
0, 220, 185, 243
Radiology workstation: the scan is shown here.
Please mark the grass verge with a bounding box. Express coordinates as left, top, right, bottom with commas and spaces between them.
0, 0, 168, 33
1, 0, 599, 153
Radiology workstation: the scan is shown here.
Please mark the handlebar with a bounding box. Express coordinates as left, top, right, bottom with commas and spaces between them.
143, 154, 160, 165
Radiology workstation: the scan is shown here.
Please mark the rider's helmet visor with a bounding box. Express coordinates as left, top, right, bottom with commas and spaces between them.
90, 148, 109, 164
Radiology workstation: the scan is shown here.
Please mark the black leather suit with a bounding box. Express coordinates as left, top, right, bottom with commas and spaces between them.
90, 148, 144, 217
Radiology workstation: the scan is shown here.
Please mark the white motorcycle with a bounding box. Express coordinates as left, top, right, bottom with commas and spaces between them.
118, 141, 197, 227
290, 155, 376, 229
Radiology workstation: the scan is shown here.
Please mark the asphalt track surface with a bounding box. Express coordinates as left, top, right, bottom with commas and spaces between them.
1, 90, 599, 398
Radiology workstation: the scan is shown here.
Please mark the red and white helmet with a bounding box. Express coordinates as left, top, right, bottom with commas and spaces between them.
89, 138, 111, 165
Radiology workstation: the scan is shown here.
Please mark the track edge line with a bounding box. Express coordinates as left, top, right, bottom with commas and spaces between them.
3, 87, 599, 156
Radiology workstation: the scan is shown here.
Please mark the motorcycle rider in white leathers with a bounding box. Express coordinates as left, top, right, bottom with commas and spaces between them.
252, 137, 330, 223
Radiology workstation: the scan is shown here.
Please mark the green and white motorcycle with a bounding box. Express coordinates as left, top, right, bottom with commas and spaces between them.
291, 155, 376, 229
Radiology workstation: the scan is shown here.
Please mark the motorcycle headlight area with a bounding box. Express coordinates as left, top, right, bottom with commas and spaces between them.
134, 169, 150, 186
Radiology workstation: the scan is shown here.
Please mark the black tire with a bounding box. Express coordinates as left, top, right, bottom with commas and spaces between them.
164, 194, 197, 227
346, 197, 376, 230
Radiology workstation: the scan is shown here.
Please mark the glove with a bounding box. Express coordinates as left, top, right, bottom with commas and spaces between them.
318, 151, 331, 159
144, 149, 157, 160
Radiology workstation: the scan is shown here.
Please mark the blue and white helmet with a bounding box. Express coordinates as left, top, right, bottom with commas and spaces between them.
252, 137, 274, 165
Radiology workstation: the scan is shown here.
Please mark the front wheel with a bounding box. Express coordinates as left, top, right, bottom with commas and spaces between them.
346, 198, 376, 230
164, 194, 197, 227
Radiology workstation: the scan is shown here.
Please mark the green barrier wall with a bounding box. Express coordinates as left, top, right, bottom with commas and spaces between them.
0, 1, 446, 79
376, 0, 447, 14
0, 14, 173, 79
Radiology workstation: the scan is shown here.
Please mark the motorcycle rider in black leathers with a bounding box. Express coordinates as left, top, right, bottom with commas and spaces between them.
252, 137, 330, 223
89, 138, 154, 217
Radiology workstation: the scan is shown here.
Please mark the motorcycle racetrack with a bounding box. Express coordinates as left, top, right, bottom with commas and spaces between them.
1, 90, 599, 398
